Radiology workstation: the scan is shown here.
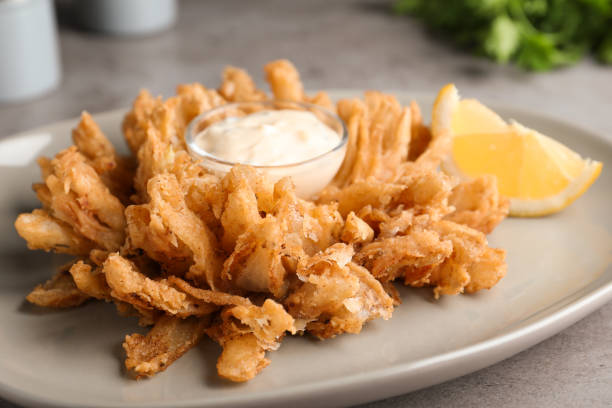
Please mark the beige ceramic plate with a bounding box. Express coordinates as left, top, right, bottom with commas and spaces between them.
0, 91, 611, 408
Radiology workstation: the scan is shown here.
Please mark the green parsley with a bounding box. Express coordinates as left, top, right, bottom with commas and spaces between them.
394, 0, 612, 70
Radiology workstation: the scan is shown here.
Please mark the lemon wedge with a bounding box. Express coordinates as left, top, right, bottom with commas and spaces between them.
435, 84, 602, 217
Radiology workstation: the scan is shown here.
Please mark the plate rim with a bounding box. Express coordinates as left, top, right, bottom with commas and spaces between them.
1, 92, 611, 408
2, 280, 610, 408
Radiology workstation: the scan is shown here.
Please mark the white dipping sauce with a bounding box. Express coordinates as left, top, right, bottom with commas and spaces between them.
194, 109, 340, 166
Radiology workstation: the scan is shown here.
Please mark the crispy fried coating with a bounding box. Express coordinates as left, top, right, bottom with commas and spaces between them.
68, 261, 111, 300
43, 147, 126, 251
147, 174, 223, 289
212, 333, 268, 383
331, 92, 411, 188
168, 276, 251, 307
222, 175, 343, 298
26, 269, 89, 308
426, 220, 488, 298
32, 183, 52, 209
52, 148, 126, 232
152, 85, 223, 151
264, 60, 305, 102
407, 101, 432, 161
321, 168, 454, 221
223, 216, 288, 297
307, 91, 336, 112
132, 126, 175, 202
356, 205, 393, 232
320, 180, 404, 217
123, 90, 162, 155
15, 209, 95, 255
405, 133, 451, 176
381, 281, 402, 306
124, 204, 193, 276
394, 170, 455, 219
341, 211, 374, 245
72, 111, 116, 173
133, 125, 216, 201
175, 83, 226, 125
377, 210, 417, 239
225, 299, 296, 349
124, 315, 209, 378
220, 167, 265, 252
37, 157, 54, 181
360, 92, 409, 181
285, 244, 393, 339
123, 83, 225, 156
219, 66, 267, 102
178, 165, 221, 231
207, 299, 295, 382
300, 201, 344, 253
132, 124, 222, 232
263, 59, 335, 111
222, 165, 275, 214
131, 147, 223, 276
103, 253, 216, 317
333, 98, 366, 186
88, 249, 111, 266
149, 100, 187, 152
73, 112, 135, 204
70, 257, 162, 326
445, 175, 510, 234
273, 177, 343, 256
464, 247, 507, 293
355, 229, 452, 283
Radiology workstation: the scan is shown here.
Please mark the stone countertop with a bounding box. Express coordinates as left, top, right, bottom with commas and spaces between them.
1, 0, 610, 407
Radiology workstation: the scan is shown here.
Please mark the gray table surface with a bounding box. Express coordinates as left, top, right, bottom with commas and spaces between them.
1, 0, 611, 407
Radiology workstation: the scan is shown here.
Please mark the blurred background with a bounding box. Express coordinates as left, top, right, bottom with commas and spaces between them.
0, 0, 610, 407
0, 0, 611, 137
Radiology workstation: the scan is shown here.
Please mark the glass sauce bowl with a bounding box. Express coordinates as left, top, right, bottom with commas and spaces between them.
185, 100, 348, 198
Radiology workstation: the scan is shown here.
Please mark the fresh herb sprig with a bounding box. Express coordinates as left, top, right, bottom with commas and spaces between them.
394, 0, 612, 70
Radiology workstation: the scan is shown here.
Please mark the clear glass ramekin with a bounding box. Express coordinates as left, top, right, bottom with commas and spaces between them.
185, 100, 348, 199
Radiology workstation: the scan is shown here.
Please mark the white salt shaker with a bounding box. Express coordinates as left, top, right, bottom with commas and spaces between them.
0, 0, 62, 103
72, 0, 177, 35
